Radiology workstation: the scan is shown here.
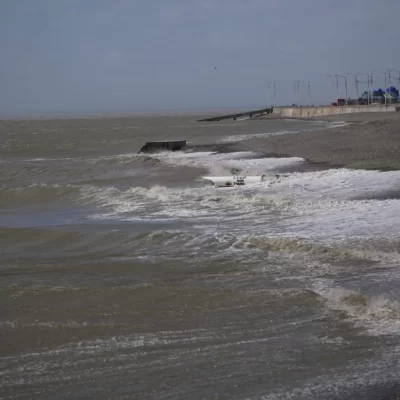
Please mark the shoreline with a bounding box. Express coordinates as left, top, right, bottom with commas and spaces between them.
2, 110, 399, 171
237, 112, 400, 171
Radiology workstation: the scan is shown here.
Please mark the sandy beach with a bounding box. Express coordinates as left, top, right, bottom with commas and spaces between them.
236, 112, 400, 171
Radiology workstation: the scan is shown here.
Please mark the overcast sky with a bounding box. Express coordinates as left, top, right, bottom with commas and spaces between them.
1, 0, 400, 115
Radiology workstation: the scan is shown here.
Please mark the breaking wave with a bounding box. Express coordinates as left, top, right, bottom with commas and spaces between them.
314, 283, 400, 335
232, 236, 371, 262
81, 184, 295, 221
154, 150, 304, 176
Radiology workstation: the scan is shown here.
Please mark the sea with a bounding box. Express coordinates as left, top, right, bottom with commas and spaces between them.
1, 114, 400, 399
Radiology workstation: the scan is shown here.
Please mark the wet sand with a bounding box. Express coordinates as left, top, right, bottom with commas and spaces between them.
238, 112, 400, 171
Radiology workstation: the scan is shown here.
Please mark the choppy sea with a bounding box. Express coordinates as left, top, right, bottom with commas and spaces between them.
1, 115, 400, 399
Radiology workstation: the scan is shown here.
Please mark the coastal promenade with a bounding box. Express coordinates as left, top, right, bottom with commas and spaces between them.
273, 104, 400, 117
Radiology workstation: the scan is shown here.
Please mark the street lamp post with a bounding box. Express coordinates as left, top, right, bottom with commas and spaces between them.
307, 81, 311, 106
293, 80, 300, 106
268, 81, 277, 106
388, 69, 400, 103
384, 72, 388, 106
356, 73, 371, 105
268, 81, 272, 106
345, 73, 359, 99
369, 75, 374, 104
371, 71, 388, 106
389, 69, 400, 88
335, 74, 348, 104
370, 71, 377, 104
384, 72, 387, 106
327, 74, 339, 98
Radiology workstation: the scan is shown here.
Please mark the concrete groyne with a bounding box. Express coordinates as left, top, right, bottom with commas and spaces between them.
197, 107, 273, 122
273, 105, 400, 118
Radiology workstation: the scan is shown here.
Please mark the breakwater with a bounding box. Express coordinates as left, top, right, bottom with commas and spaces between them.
197, 107, 273, 122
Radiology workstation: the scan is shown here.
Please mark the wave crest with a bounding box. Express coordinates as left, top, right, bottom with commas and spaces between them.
314, 284, 400, 335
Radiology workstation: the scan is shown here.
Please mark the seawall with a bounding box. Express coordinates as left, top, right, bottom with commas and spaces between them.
273, 105, 400, 118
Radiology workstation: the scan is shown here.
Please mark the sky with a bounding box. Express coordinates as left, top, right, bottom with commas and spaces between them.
1, 0, 400, 116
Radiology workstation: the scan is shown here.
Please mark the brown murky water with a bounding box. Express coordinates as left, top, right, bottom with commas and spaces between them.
1, 116, 400, 399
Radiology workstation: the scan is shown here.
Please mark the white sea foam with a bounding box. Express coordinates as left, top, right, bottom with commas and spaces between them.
263, 168, 400, 200
218, 130, 294, 143
156, 150, 304, 175
327, 121, 350, 129
261, 353, 400, 400
313, 280, 400, 336
86, 165, 400, 241
76, 148, 400, 243
260, 168, 400, 239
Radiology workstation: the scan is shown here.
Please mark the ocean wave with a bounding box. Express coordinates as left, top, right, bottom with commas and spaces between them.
217, 120, 332, 144
232, 236, 370, 262
0, 226, 345, 263
0, 226, 253, 263
0, 184, 81, 208
0, 153, 152, 188
5, 154, 400, 244
80, 178, 400, 241
84, 184, 295, 222
313, 283, 400, 336
154, 150, 304, 176
218, 130, 294, 143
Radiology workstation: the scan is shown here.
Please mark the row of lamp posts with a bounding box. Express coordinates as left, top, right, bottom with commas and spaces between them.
326, 70, 400, 106
268, 80, 312, 107
268, 69, 400, 106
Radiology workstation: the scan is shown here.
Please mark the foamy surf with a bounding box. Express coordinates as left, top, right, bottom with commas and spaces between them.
313, 281, 400, 336
3, 114, 400, 400
154, 150, 305, 175
80, 160, 400, 241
